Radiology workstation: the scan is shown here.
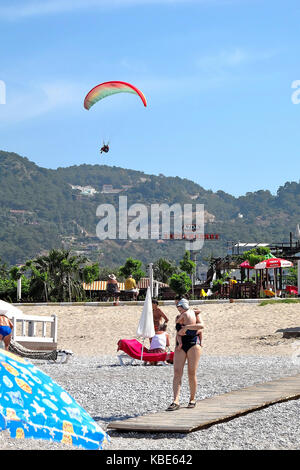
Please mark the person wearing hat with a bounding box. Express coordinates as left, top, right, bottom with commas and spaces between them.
166, 298, 204, 411
174, 296, 203, 348
106, 274, 120, 305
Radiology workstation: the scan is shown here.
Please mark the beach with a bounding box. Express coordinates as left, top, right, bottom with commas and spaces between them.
1, 301, 300, 451
17, 301, 300, 357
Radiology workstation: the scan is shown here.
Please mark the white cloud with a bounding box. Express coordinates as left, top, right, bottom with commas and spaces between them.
0, 80, 84, 123
0, 0, 224, 21
196, 48, 278, 75
196, 48, 248, 72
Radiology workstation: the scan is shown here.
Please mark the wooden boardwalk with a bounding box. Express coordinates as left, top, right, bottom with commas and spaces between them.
107, 374, 300, 433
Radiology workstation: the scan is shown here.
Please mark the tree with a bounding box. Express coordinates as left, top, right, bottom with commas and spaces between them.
83, 264, 100, 284
169, 272, 192, 297
27, 249, 88, 302
0, 258, 8, 279
82, 263, 100, 299
286, 267, 297, 286
22, 257, 52, 302
179, 251, 196, 276
153, 258, 178, 283
9, 266, 22, 281
240, 247, 272, 267
97, 266, 119, 281
118, 257, 145, 281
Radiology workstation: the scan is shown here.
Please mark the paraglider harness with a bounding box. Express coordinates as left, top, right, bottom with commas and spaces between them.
100, 143, 109, 154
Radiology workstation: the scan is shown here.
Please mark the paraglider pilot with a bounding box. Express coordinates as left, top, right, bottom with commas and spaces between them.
100, 143, 109, 154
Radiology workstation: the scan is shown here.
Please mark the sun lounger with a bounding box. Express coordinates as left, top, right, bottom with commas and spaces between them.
117, 338, 174, 366
8, 340, 73, 364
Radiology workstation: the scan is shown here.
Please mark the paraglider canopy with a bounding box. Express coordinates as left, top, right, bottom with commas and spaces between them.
84, 81, 147, 110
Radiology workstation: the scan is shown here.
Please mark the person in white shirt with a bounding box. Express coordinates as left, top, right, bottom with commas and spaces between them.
149, 322, 170, 353
144, 323, 170, 366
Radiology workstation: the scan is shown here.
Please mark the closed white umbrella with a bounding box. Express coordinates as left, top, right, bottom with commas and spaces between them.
136, 287, 155, 362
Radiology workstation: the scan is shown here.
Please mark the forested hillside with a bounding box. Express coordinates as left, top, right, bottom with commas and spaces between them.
0, 150, 299, 267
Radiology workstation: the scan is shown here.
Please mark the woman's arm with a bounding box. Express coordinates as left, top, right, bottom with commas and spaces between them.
175, 312, 185, 323
178, 314, 204, 335
178, 323, 204, 334
195, 313, 204, 336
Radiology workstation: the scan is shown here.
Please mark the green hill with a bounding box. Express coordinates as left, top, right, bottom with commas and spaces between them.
0, 150, 299, 268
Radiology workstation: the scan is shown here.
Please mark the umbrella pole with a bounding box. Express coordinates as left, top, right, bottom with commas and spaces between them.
140, 338, 145, 364
274, 269, 278, 298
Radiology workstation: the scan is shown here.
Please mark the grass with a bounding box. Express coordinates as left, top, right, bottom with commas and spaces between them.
259, 298, 300, 306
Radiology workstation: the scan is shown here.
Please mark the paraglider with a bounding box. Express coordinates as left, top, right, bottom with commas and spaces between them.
100, 142, 109, 154
84, 81, 147, 156
84, 81, 147, 110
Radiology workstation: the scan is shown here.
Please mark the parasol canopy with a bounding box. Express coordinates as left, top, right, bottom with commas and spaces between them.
254, 258, 293, 270
0, 349, 109, 449
239, 260, 254, 269
0, 300, 24, 319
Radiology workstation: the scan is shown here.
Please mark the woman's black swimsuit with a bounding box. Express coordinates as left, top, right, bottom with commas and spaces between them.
176, 323, 201, 353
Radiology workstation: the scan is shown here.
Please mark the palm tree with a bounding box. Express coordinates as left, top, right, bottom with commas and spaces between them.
26, 249, 88, 302
23, 258, 51, 302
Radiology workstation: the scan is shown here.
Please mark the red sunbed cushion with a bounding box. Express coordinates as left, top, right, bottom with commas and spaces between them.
117, 339, 174, 362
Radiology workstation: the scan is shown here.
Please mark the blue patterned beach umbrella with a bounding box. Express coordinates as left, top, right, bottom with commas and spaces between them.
0, 349, 109, 450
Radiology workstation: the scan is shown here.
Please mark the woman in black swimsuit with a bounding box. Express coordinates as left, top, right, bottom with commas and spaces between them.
166, 298, 204, 411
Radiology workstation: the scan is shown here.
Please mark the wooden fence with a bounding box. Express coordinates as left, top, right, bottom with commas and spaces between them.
218, 282, 259, 299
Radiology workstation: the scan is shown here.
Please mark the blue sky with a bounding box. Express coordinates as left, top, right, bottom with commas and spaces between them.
0, 0, 300, 196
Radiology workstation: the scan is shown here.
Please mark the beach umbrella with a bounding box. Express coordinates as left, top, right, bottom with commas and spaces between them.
0, 300, 24, 319
0, 349, 109, 450
254, 257, 293, 296
136, 287, 155, 362
254, 258, 293, 270
239, 260, 254, 281
239, 260, 254, 269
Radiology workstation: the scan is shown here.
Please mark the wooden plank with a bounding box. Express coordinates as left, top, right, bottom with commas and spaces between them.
107, 374, 300, 433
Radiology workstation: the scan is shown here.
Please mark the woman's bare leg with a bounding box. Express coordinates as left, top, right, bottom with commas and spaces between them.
186, 345, 202, 402
172, 349, 187, 404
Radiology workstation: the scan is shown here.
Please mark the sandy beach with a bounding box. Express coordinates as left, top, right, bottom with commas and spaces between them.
19, 301, 300, 357
1, 301, 299, 451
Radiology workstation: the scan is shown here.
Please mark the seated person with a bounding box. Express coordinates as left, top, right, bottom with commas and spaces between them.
124, 274, 139, 300
106, 274, 120, 304
145, 323, 170, 366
